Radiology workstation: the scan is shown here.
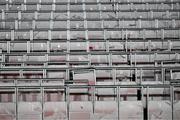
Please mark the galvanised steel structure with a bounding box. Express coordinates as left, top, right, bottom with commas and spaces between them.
0, 0, 180, 120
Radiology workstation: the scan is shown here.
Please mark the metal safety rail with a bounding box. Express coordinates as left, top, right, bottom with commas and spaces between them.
0, 84, 179, 120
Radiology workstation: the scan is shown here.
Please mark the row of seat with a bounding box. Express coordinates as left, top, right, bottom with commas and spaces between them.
0, 101, 179, 120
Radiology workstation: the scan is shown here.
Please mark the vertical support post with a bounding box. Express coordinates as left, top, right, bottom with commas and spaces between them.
67, 40, 70, 53
52, 0, 56, 11
125, 29, 128, 40
117, 86, 120, 120
106, 40, 109, 52
37, 3, 40, 11
146, 3, 149, 10
18, 12, 21, 29
135, 68, 138, 82
144, 86, 149, 120
43, 68, 46, 79
155, 54, 158, 82
18, 11, 21, 20
45, 53, 48, 62
84, 20, 87, 30
67, 0, 70, 19
137, 87, 142, 101
88, 53, 91, 66
66, 69, 69, 81
48, 30, 52, 40
47, 41, 50, 53
116, 2, 119, 13
150, 10, 153, 19
148, 40, 151, 51
0, 54, 2, 67
2, 54, 5, 63
121, 29, 124, 40
134, 53, 137, 67
112, 69, 116, 84
50, 11, 53, 20
171, 86, 174, 120
1, 10, 5, 28
24, 0, 27, 10
109, 53, 112, 67
6, 2, 9, 11
130, 3, 133, 10
130, 53, 132, 66
177, 3, 180, 18
93, 69, 96, 85
172, 19, 176, 28
85, 30, 89, 52
155, 19, 158, 28
66, 86, 69, 120
161, 67, 165, 84
161, 29, 164, 40
20, 69, 23, 78
141, 86, 144, 102
27, 41, 30, 53
166, 10, 170, 18
103, 29, 107, 40
86, 40, 89, 52
15, 20, 18, 30
143, 29, 146, 40
168, 40, 172, 51
7, 41, 10, 53
11, 30, 14, 41
140, 68, 142, 84
43, 59, 47, 78
92, 86, 95, 114
83, 0, 86, 22
35, 11, 38, 20
138, 19, 142, 28
99, 3, 102, 19
32, 20, 36, 29
21, 4, 24, 11
30, 30, 33, 41
23, 54, 27, 62
1, 10, 5, 20
125, 39, 128, 52
170, 69, 173, 80
67, 0, 70, 53
101, 19, 104, 29
41, 87, 44, 120
50, 20, 53, 30
66, 53, 70, 68
15, 87, 18, 120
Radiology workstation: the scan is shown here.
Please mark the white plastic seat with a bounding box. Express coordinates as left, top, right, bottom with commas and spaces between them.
94, 101, 118, 120
69, 101, 93, 120
148, 101, 172, 120
44, 102, 67, 120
